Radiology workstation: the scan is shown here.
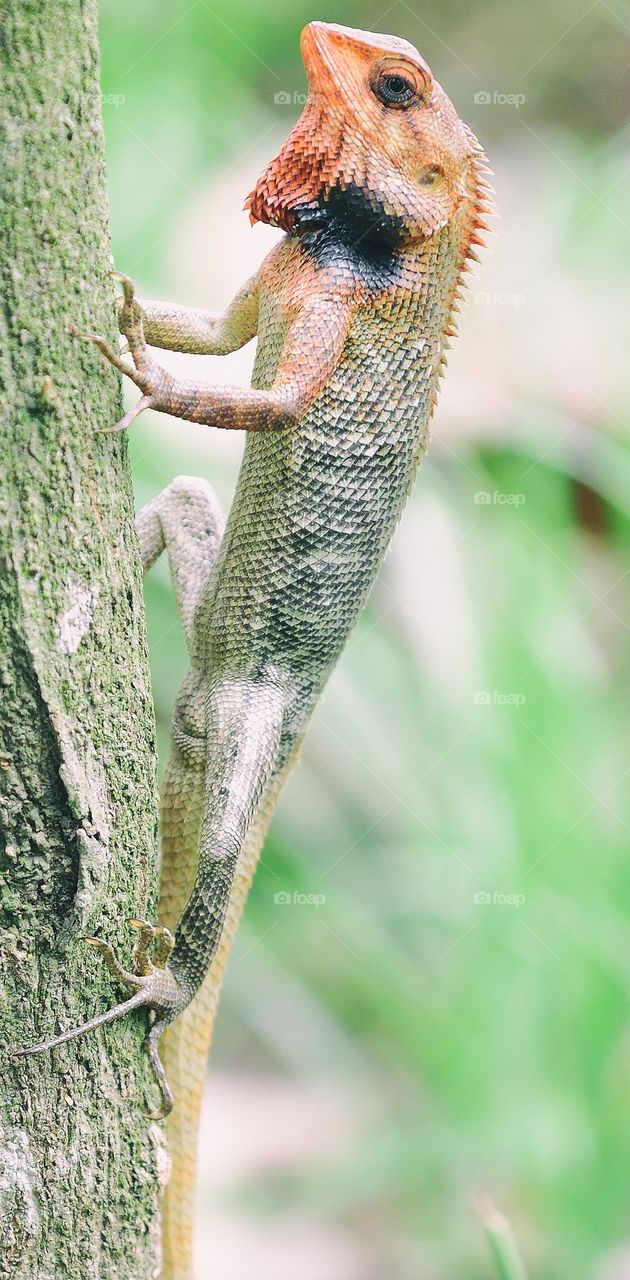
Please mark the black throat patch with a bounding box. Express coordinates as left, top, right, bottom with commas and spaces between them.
291, 184, 406, 287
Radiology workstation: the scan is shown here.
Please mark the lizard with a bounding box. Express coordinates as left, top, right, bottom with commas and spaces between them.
13, 21, 492, 1280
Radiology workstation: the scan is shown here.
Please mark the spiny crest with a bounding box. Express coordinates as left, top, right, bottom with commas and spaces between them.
428, 126, 496, 419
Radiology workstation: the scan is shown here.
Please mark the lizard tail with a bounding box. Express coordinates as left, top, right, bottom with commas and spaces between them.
156, 746, 205, 1280
158, 750, 298, 1280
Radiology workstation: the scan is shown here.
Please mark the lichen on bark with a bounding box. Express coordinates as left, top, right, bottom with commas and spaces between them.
0, 3, 164, 1276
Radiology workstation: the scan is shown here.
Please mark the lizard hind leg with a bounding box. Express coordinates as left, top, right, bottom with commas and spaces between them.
135, 475, 225, 651
10, 925, 185, 1118
84, 927, 182, 1117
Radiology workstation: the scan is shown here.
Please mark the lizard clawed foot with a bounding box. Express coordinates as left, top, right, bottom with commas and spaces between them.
11, 921, 186, 1118
70, 270, 175, 433
127, 916, 175, 975
110, 270, 147, 368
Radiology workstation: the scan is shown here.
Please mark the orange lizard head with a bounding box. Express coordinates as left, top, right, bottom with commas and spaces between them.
245, 21, 492, 250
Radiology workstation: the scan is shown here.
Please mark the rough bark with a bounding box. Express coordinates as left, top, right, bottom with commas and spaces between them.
0, 3, 165, 1277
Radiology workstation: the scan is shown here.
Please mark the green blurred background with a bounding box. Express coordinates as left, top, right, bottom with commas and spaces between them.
100, 2, 630, 1276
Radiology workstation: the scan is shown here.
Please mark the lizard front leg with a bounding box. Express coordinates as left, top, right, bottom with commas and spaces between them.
77, 273, 353, 434
130, 270, 260, 355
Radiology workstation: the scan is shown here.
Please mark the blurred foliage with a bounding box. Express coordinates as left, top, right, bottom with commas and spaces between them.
99, 3, 630, 1278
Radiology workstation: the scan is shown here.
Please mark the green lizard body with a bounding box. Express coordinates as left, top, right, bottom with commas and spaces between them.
170, 230, 454, 1000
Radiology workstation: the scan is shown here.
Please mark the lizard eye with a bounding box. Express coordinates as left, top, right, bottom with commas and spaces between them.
369, 59, 430, 110
373, 71, 416, 106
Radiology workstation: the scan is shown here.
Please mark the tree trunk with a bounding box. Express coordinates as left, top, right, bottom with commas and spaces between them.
0, 3, 164, 1277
